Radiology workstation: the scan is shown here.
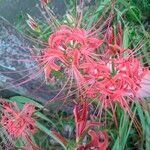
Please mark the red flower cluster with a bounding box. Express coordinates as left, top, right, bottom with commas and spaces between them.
0, 100, 42, 150
43, 25, 103, 86
1, 102, 36, 138
42, 24, 149, 110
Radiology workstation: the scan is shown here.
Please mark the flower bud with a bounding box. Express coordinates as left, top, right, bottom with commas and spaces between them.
26, 14, 40, 32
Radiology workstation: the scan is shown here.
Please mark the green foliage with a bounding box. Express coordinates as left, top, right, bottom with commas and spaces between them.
135, 100, 150, 150
36, 121, 67, 150
9, 96, 43, 109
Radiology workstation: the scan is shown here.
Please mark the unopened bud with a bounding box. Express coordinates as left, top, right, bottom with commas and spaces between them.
26, 14, 40, 32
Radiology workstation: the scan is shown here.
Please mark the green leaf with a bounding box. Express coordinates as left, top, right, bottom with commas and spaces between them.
34, 112, 56, 127
9, 96, 43, 109
123, 26, 129, 48
135, 101, 150, 149
15, 138, 24, 149
36, 121, 67, 150
86, 0, 110, 29
51, 70, 65, 80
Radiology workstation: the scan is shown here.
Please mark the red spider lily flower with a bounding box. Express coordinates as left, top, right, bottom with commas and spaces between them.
98, 73, 135, 97
84, 130, 108, 150
79, 62, 110, 98
97, 76, 134, 111
75, 41, 149, 111
95, 56, 148, 109
73, 102, 100, 143
0, 102, 36, 138
116, 57, 148, 81
43, 48, 86, 90
43, 25, 103, 88
26, 14, 40, 32
73, 101, 88, 142
48, 25, 103, 54
115, 57, 149, 95
80, 62, 110, 80
0, 101, 42, 150
77, 130, 108, 150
